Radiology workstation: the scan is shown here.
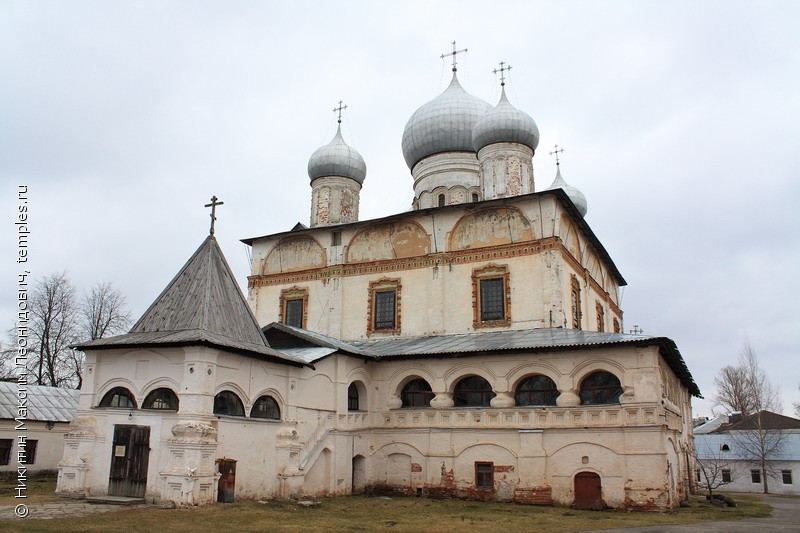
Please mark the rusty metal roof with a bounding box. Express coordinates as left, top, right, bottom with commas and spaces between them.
75, 236, 308, 366
0, 381, 79, 422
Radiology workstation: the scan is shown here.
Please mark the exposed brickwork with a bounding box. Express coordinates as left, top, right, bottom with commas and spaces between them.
513, 487, 553, 506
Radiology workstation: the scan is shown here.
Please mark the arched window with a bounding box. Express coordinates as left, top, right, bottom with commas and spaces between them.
454, 376, 495, 407
438, 193, 446, 207
348, 383, 360, 411
99, 387, 137, 408
142, 388, 179, 410
579, 371, 623, 405
251, 395, 280, 420
515, 375, 559, 406
213, 391, 245, 417
401, 379, 434, 408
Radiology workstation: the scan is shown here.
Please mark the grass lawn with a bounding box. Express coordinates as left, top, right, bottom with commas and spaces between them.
0, 480, 772, 533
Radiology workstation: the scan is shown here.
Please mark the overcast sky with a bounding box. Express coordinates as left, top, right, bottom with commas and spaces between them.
2, 1, 798, 417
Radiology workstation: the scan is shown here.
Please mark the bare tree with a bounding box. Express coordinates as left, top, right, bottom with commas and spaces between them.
80, 282, 131, 340
693, 447, 735, 500
730, 412, 788, 494
1, 274, 131, 389
713, 339, 781, 416
28, 272, 79, 387
794, 384, 799, 419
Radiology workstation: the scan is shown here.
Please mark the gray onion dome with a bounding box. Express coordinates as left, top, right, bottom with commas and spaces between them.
545, 166, 588, 217
308, 125, 367, 184
472, 87, 539, 152
401, 71, 492, 169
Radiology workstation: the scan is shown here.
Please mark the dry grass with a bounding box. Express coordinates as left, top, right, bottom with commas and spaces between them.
0, 480, 772, 533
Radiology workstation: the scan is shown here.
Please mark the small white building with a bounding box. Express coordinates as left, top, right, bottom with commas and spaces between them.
694, 411, 800, 495
0, 381, 79, 473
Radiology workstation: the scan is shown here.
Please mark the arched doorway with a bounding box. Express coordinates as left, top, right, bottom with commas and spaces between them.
574, 471, 603, 510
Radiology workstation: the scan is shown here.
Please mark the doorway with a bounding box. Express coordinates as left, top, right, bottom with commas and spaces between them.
574, 471, 603, 510
108, 425, 150, 498
352, 455, 366, 493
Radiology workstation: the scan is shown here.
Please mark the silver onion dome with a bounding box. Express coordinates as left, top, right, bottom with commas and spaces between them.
545, 166, 588, 217
401, 71, 492, 170
307, 125, 367, 184
472, 86, 539, 152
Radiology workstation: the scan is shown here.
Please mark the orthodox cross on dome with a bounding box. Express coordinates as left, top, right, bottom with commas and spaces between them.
441, 41, 468, 72
493, 61, 512, 86
204, 195, 224, 235
333, 100, 348, 124
549, 144, 565, 166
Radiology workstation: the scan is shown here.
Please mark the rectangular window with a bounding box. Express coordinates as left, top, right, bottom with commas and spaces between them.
613, 318, 620, 333
0, 439, 11, 465
722, 469, 731, 483
26, 439, 37, 465
479, 278, 505, 321
475, 462, 493, 489
374, 290, 397, 330
332, 230, 342, 246
782, 470, 792, 485
284, 299, 304, 328
751, 469, 761, 483
696, 469, 701, 482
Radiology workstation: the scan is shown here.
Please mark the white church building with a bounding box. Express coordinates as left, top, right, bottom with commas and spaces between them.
56, 57, 700, 510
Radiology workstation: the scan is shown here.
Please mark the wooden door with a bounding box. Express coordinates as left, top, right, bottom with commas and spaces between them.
216, 458, 237, 503
108, 425, 150, 498
574, 471, 603, 510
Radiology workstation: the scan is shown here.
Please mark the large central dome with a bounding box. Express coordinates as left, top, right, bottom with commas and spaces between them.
401, 72, 491, 170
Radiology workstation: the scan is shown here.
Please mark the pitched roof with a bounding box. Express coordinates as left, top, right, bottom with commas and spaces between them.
75, 236, 306, 366
0, 381, 79, 422
716, 410, 800, 432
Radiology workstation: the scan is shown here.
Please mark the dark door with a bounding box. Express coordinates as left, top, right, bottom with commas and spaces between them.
217, 458, 237, 503
574, 471, 603, 510
108, 425, 150, 498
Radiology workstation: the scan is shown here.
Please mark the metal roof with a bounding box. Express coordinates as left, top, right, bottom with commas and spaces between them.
262, 325, 701, 398
0, 381, 79, 422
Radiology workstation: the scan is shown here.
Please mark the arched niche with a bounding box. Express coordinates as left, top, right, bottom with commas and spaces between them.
449, 207, 533, 251
262, 235, 326, 274
346, 219, 430, 263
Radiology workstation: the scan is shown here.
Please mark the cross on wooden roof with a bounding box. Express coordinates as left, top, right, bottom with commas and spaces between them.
549, 144, 565, 166
333, 100, 347, 124
493, 61, 512, 86
441, 41, 468, 72
204, 195, 224, 235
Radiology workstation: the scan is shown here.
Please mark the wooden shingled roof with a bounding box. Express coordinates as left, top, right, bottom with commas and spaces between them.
75, 235, 306, 365
130, 235, 264, 344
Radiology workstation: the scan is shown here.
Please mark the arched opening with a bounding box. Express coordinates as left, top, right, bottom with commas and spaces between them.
348, 383, 361, 411
251, 395, 280, 420
454, 376, 495, 407
438, 193, 446, 207
401, 378, 434, 408
579, 371, 623, 405
213, 390, 245, 417
515, 375, 559, 406
142, 387, 179, 410
574, 471, 603, 510
99, 387, 137, 409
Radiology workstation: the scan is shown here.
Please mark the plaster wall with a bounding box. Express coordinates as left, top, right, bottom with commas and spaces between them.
0, 420, 72, 472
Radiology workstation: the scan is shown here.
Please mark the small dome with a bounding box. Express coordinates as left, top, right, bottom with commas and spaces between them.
401, 72, 492, 170
544, 166, 588, 217
472, 87, 539, 152
308, 125, 367, 184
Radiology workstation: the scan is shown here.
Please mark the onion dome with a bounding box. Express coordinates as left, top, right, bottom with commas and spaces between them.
401, 71, 492, 169
472, 86, 539, 152
307, 125, 367, 184
545, 166, 588, 217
